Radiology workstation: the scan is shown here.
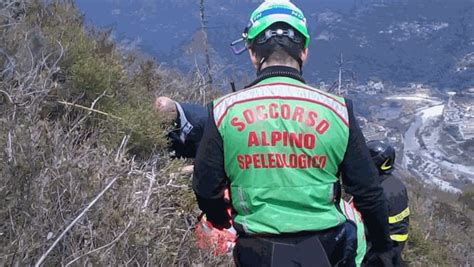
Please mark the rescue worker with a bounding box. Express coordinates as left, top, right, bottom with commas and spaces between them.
367, 140, 410, 267
154, 96, 207, 159
193, 1, 394, 266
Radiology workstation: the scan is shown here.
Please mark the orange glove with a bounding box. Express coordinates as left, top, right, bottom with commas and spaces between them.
195, 188, 236, 255
195, 214, 236, 255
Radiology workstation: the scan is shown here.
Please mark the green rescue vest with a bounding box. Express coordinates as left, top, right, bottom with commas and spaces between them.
213, 77, 350, 234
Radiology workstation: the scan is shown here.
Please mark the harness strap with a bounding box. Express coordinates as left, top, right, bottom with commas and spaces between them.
175, 102, 194, 143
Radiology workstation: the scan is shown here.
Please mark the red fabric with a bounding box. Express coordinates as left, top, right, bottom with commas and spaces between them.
195, 188, 236, 255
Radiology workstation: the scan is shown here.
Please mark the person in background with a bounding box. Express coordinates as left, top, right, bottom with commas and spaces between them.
154, 96, 207, 160
192, 1, 394, 266
154, 97, 207, 174
367, 140, 410, 267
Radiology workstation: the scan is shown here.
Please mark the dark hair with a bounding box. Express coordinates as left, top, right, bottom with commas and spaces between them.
249, 22, 305, 65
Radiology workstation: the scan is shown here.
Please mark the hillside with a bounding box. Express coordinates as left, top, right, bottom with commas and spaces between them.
0, 1, 472, 266
77, 0, 474, 91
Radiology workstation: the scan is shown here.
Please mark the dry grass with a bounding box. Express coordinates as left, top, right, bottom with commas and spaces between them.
0, 1, 226, 265
398, 169, 473, 266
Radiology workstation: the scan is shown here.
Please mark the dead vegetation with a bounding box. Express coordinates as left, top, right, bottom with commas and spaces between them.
0, 0, 226, 265
0, 1, 470, 266
398, 169, 473, 266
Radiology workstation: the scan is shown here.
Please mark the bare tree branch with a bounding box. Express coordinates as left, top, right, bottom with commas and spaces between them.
0, 89, 14, 104
172, 226, 192, 266
35, 174, 123, 267
115, 135, 130, 162
142, 161, 157, 210
90, 90, 108, 110
199, 0, 212, 100
57, 100, 123, 120
64, 221, 133, 267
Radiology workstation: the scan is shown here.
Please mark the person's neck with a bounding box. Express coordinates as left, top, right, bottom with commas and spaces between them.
245, 65, 305, 88
259, 61, 301, 72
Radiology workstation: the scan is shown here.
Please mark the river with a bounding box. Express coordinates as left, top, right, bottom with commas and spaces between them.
402, 102, 474, 192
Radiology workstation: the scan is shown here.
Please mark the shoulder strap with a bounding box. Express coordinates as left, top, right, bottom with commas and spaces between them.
175, 102, 194, 143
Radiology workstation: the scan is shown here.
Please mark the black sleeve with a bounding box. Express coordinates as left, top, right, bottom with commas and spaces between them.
340, 99, 392, 252
187, 103, 208, 156
383, 175, 410, 239
179, 102, 207, 133
170, 102, 208, 158
192, 103, 230, 227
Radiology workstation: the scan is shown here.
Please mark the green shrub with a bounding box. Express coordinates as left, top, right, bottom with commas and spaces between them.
459, 185, 474, 210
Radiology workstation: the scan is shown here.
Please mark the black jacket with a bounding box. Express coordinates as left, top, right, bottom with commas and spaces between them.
381, 173, 409, 245
168, 102, 207, 158
193, 66, 392, 252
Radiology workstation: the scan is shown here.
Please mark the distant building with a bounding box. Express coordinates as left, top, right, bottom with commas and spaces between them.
443, 95, 474, 140
460, 105, 474, 140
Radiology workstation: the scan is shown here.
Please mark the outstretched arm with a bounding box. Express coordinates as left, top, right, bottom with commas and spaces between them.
192, 103, 230, 228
